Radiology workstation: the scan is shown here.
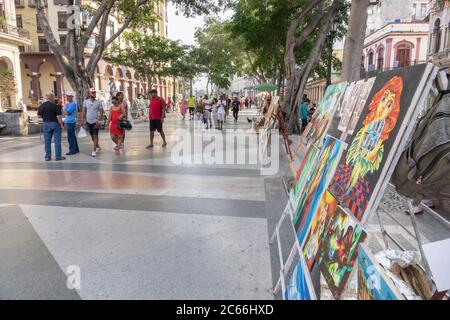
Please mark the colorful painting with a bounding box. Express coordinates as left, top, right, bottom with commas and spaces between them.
292, 135, 345, 245
338, 78, 375, 135
302, 190, 339, 270
289, 145, 320, 208
358, 244, 404, 300
284, 255, 316, 300
317, 206, 367, 299
302, 82, 347, 147
330, 64, 433, 222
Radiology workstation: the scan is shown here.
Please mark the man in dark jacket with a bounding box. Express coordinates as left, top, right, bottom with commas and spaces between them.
38, 92, 65, 161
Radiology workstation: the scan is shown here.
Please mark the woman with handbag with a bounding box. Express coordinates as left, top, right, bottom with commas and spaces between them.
108, 97, 126, 155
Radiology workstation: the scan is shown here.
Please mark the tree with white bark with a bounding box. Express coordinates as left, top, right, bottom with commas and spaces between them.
35, 0, 224, 104
341, 0, 371, 83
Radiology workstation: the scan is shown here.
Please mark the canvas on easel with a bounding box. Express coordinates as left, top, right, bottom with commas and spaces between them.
329, 64, 436, 222
301, 82, 347, 147
284, 249, 317, 300
338, 78, 376, 137
293, 135, 345, 244
302, 190, 339, 271
357, 244, 404, 300
316, 205, 367, 300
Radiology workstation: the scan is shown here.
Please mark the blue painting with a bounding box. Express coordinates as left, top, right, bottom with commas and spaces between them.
357, 244, 403, 300
292, 135, 345, 245
284, 257, 316, 300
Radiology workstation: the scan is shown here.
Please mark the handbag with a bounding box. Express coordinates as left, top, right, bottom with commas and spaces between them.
117, 119, 133, 131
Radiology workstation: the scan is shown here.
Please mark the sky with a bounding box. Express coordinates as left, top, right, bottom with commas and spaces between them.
167, 3, 233, 92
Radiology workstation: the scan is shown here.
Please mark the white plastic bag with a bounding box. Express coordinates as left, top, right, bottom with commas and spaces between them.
78, 126, 88, 139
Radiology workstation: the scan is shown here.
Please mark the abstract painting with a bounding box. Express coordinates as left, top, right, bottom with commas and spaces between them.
289, 144, 320, 208
338, 78, 375, 136
317, 206, 367, 300
302, 190, 339, 270
330, 64, 434, 222
302, 82, 347, 147
358, 244, 404, 300
284, 255, 316, 300
292, 135, 345, 245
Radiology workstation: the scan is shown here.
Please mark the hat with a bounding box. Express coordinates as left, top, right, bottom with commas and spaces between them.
66, 91, 75, 97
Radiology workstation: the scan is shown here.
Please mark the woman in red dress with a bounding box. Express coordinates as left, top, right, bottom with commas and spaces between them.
108, 97, 126, 155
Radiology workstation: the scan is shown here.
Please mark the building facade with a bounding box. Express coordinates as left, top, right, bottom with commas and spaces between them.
427, 0, 450, 68
0, 0, 31, 110
362, 0, 430, 76
15, 0, 178, 106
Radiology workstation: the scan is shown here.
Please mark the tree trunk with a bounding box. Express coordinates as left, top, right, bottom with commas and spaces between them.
341, 0, 370, 83
284, 0, 341, 134
326, 39, 333, 87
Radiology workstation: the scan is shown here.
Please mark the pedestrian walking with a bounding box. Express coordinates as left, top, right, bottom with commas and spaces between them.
232, 97, 240, 121
203, 95, 213, 129
218, 100, 226, 130
146, 89, 167, 149
116, 92, 128, 150
180, 97, 188, 120
211, 98, 219, 129
108, 96, 126, 155
64, 91, 79, 155
38, 92, 65, 161
81, 88, 104, 158
188, 95, 196, 120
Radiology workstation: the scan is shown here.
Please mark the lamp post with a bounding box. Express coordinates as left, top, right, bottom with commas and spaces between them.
326, 21, 339, 87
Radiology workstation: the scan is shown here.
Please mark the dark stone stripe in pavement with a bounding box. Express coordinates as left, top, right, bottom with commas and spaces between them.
0, 189, 266, 219
0, 162, 262, 178
0, 205, 81, 300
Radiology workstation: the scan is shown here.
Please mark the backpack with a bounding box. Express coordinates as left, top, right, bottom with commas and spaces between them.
392, 90, 450, 202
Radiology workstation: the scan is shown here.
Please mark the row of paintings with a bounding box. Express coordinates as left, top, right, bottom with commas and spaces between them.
284, 63, 436, 300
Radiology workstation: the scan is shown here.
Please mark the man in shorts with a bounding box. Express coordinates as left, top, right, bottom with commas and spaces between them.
81, 88, 104, 157
146, 89, 167, 149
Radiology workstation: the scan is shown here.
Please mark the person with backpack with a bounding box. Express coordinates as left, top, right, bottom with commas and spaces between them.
146, 89, 167, 149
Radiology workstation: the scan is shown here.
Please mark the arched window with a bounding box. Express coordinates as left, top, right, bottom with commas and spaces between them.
434, 19, 442, 53
396, 44, 411, 67
368, 51, 374, 68
377, 47, 384, 71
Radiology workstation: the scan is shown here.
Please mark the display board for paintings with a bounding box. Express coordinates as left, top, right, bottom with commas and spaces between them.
329, 64, 436, 223
316, 205, 367, 300
301, 82, 347, 147
357, 244, 404, 300
292, 135, 345, 245
284, 249, 317, 300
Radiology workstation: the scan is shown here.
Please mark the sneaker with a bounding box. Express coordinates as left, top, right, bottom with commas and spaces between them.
96, 147, 100, 153
45, 157, 51, 162
146, 144, 154, 149
55, 157, 66, 161
91, 151, 97, 157
162, 142, 167, 148
120, 144, 124, 149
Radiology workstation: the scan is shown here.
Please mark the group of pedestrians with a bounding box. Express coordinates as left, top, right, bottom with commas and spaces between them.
37, 88, 167, 161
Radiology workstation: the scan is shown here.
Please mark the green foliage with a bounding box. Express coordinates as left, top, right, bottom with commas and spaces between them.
0, 69, 16, 107
106, 31, 199, 82
227, 0, 349, 82
194, 18, 245, 90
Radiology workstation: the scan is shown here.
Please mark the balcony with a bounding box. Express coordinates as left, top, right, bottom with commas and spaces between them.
28, 0, 48, 7
20, 44, 51, 53
0, 23, 31, 45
